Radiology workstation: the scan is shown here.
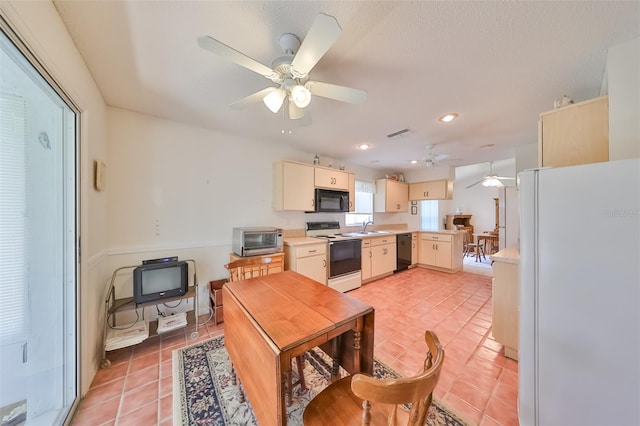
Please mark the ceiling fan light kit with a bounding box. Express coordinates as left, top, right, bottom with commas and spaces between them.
198, 13, 366, 120
263, 88, 287, 113
466, 161, 516, 189
482, 177, 504, 187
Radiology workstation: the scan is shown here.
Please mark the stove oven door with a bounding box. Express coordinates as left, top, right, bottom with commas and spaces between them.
328, 239, 362, 278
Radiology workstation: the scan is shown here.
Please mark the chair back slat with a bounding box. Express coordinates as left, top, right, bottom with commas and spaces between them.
350, 330, 445, 425
224, 256, 283, 281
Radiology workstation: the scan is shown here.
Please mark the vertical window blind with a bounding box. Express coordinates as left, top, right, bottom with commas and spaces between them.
0, 93, 26, 341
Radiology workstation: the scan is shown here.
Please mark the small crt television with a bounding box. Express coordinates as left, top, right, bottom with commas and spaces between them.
133, 259, 188, 304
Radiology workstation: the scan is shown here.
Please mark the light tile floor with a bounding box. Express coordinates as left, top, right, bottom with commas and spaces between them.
71, 267, 518, 426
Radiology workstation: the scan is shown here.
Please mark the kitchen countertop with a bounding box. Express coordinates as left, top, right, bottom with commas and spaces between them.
284, 229, 462, 246
490, 246, 520, 264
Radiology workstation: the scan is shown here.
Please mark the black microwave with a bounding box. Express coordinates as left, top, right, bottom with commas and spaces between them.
313, 188, 349, 213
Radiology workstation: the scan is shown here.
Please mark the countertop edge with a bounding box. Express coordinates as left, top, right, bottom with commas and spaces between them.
490, 246, 520, 264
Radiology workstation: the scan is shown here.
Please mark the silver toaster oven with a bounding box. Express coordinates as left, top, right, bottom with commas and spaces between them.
232, 227, 284, 257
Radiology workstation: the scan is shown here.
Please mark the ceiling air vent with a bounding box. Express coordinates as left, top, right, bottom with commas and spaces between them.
386, 128, 412, 139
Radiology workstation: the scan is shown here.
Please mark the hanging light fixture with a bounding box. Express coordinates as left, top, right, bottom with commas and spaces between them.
263, 88, 287, 113
290, 84, 311, 108
288, 99, 304, 119
482, 177, 504, 187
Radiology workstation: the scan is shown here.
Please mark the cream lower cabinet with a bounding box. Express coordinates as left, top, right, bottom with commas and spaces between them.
361, 239, 372, 281
411, 232, 418, 267
418, 232, 463, 272
362, 236, 396, 282
284, 242, 327, 284
491, 256, 519, 360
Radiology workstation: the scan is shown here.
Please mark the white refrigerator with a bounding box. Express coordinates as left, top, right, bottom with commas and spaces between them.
498, 186, 519, 250
518, 158, 640, 426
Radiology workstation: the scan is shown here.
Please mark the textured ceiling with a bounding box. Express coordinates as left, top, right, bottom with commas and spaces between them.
53, 0, 639, 172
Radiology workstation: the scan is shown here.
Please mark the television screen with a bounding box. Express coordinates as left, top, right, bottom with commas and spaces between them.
133, 260, 188, 304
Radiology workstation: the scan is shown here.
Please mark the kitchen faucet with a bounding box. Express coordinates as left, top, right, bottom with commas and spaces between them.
362, 221, 374, 233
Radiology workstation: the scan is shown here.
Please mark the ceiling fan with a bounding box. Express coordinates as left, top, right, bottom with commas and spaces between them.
197, 13, 367, 120
466, 162, 516, 188
421, 144, 450, 168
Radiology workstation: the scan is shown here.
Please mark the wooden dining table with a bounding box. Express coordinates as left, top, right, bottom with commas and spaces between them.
475, 233, 499, 260
222, 270, 375, 425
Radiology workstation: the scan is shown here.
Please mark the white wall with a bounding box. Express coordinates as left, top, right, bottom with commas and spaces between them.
0, 0, 109, 395
105, 107, 396, 318
606, 37, 640, 160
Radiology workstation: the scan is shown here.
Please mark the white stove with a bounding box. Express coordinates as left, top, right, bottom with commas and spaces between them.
306, 222, 362, 293
305, 221, 357, 241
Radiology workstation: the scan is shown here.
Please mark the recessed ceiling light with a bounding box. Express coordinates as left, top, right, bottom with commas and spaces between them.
410, 160, 418, 164
358, 143, 370, 150
439, 113, 459, 123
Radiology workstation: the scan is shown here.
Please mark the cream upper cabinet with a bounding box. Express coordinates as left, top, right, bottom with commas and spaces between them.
273, 161, 315, 211
374, 179, 408, 213
418, 232, 463, 272
409, 180, 453, 201
348, 172, 356, 212
284, 242, 327, 284
539, 95, 609, 168
314, 167, 349, 190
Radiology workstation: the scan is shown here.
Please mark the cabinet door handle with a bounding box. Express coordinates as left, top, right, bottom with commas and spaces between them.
311, 199, 315, 206
369, 251, 372, 258
308, 249, 316, 253
383, 248, 387, 255
322, 259, 326, 267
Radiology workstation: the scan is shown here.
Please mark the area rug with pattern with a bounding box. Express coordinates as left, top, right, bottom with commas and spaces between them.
173, 335, 468, 425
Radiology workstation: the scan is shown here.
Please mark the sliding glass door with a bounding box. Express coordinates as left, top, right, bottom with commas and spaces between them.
0, 22, 78, 425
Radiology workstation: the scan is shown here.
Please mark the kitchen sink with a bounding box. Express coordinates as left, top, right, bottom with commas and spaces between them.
340, 230, 392, 237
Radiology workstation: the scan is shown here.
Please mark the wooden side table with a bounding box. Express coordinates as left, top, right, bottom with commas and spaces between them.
209, 278, 226, 325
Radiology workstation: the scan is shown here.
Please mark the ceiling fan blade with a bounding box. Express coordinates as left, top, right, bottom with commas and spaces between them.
466, 179, 485, 189
198, 36, 277, 79
307, 81, 367, 104
229, 87, 277, 109
291, 13, 342, 75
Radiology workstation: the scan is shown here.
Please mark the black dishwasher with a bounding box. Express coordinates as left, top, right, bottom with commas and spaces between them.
395, 233, 412, 272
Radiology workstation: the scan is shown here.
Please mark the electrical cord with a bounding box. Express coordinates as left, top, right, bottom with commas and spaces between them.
106, 306, 141, 330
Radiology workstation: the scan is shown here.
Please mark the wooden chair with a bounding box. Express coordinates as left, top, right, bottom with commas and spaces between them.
462, 229, 484, 261
224, 256, 284, 281
224, 256, 307, 402
303, 330, 445, 426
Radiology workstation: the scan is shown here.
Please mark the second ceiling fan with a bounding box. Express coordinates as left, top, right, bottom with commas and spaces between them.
198, 13, 367, 120
466, 162, 516, 188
